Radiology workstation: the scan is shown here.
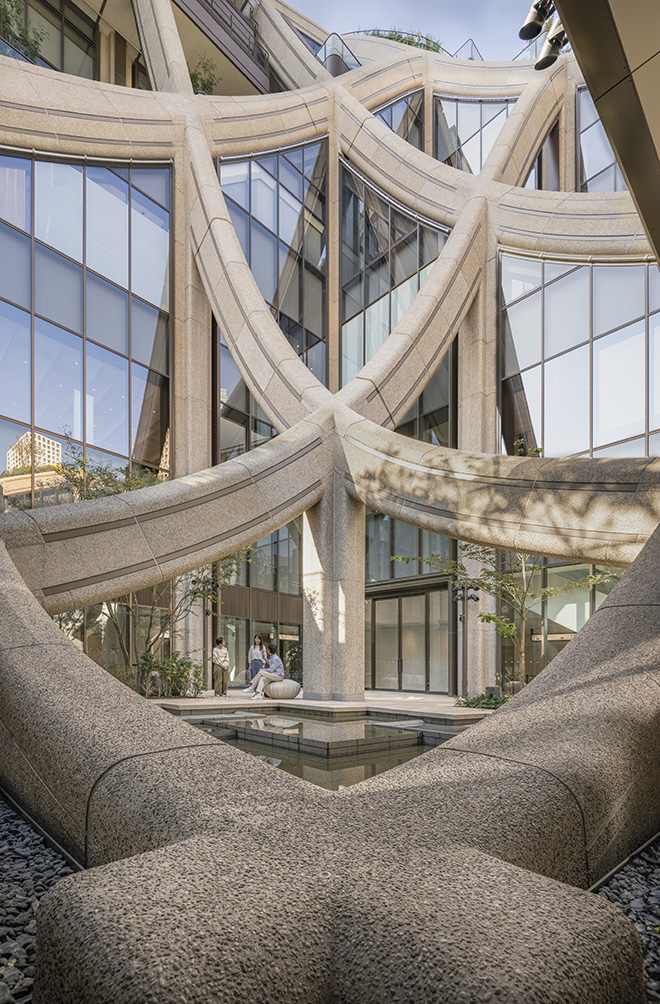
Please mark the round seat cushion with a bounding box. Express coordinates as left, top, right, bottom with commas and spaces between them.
264, 679, 301, 700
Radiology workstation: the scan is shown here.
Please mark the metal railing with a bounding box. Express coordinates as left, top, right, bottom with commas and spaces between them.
353, 29, 483, 60
316, 33, 360, 76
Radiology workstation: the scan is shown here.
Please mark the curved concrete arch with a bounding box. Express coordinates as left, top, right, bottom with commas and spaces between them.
0, 412, 332, 615
2, 5, 660, 1001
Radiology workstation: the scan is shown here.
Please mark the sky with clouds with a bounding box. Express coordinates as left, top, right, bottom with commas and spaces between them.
289, 0, 531, 62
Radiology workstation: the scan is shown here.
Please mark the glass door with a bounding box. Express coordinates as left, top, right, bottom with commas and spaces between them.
369, 588, 449, 692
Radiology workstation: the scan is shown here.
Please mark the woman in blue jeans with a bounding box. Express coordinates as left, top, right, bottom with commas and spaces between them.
247, 633, 267, 683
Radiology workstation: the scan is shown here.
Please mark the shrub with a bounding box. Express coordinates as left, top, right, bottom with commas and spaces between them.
455, 692, 510, 709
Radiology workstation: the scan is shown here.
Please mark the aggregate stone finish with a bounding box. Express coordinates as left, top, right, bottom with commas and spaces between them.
2, 0, 660, 999
599, 837, 660, 1003
0, 799, 73, 1004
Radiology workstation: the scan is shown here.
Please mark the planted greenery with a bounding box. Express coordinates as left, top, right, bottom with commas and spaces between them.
189, 55, 220, 94
455, 692, 510, 709
364, 28, 443, 53
0, 0, 46, 59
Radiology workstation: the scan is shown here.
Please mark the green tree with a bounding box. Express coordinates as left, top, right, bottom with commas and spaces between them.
0, 0, 47, 60
51, 439, 249, 692
395, 440, 619, 692
188, 55, 220, 94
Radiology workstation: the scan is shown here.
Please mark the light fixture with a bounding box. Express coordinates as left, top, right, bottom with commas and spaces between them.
518, 0, 554, 41
534, 16, 567, 70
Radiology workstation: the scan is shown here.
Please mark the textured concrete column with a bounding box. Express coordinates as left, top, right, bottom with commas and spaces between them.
302, 475, 365, 701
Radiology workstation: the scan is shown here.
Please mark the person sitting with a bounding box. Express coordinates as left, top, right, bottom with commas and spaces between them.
242, 643, 284, 700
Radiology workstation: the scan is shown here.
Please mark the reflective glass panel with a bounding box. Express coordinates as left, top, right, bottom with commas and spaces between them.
251, 222, 278, 304
501, 255, 542, 305
85, 342, 129, 456
650, 266, 660, 314
0, 156, 31, 232
0, 418, 34, 511
480, 107, 507, 165
391, 234, 418, 285
220, 161, 250, 211
35, 244, 83, 334
391, 274, 417, 330
365, 294, 389, 361
86, 167, 129, 288
579, 87, 599, 131
251, 535, 275, 591
219, 409, 247, 463
543, 344, 589, 457
393, 520, 417, 579
593, 437, 645, 457
0, 221, 31, 310
580, 121, 615, 186
86, 274, 128, 355
131, 190, 169, 310
374, 597, 398, 689
35, 161, 83, 261
544, 266, 589, 357
279, 187, 303, 248
0, 300, 31, 424
304, 266, 324, 338
279, 157, 303, 201
502, 291, 541, 376
132, 299, 168, 374
226, 201, 249, 260
306, 337, 325, 384
592, 264, 645, 336
131, 167, 170, 209
34, 319, 83, 440
131, 364, 168, 467
593, 321, 645, 447
401, 594, 425, 690
428, 588, 449, 692
251, 163, 277, 233
342, 315, 363, 385
650, 314, 660, 431
501, 367, 542, 455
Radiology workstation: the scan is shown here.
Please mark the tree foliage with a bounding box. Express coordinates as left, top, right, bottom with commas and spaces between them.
188, 55, 220, 94
0, 0, 47, 60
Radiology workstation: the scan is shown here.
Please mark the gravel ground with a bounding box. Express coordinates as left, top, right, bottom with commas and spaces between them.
1, 793, 660, 1001
0, 799, 73, 1004
598, 842, 660, 1003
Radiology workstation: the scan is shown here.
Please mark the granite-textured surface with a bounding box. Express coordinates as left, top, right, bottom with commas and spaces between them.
1, 0, 660, 1000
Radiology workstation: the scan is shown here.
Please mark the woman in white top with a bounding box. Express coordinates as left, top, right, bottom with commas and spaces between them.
247, 634, 267, 682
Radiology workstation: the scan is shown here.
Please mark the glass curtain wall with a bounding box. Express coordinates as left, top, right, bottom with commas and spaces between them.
577, 86, 627, 192
340, 161, 448, 386
434, 96, 516, 173
24, 0, 96, 77
500, 252, 660, 458
0, 152, 171, 511
524, 121, 560, 190
364, 350, 456, 693
219, 140, 328, 384
500, 561, 619, 693
373, 90, 424, 151
0, 152, 173, 689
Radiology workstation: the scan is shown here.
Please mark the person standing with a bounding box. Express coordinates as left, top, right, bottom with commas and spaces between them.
247, 633, 267, 684
212, 636, 230, 697
243, 643, 284, 700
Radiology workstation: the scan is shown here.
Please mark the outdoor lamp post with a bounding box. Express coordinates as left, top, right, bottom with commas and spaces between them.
452, 585, 479, 697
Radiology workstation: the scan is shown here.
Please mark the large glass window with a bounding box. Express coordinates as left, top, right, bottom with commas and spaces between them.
340, 162, 448, 386
0, 152, 171, 511
500, 253, 659, 458
434, 96, 516, 173
219, 140, 328, 382
24, 0, 96, 78
373, 90, 424, 151
577, 87, 627, 193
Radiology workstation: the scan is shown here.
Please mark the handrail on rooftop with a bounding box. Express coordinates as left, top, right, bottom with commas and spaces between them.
351, 29, 483, 60
316, 32, 360, 76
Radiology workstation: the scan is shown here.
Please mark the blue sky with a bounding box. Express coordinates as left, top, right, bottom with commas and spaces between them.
290, 0, 530, 61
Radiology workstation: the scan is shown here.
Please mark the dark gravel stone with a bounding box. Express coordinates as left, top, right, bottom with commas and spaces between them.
0, 797, 74, 1004
597, 836, 660, 1003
